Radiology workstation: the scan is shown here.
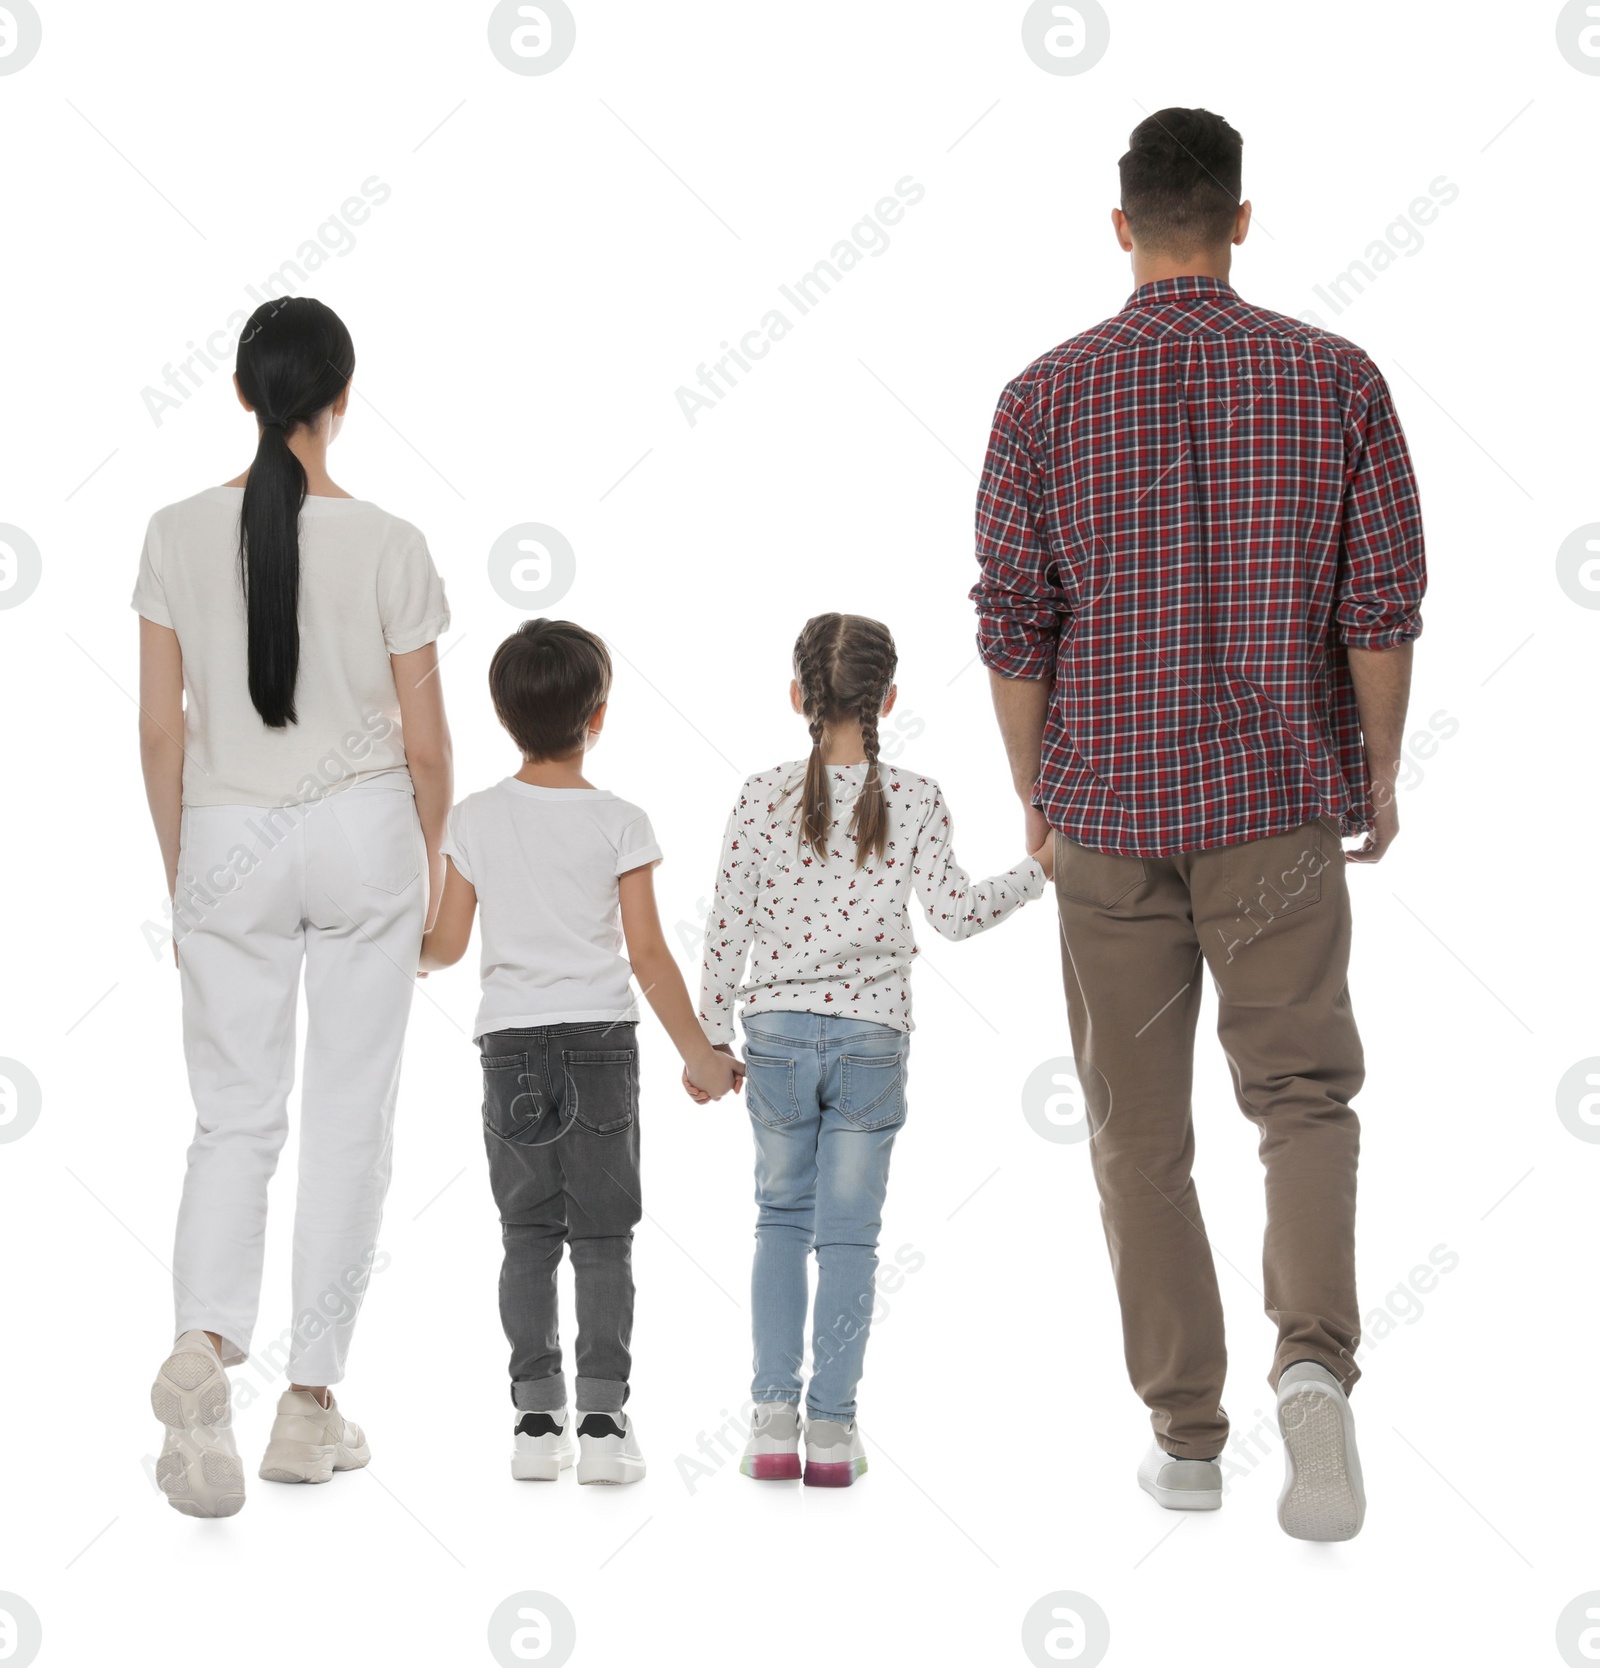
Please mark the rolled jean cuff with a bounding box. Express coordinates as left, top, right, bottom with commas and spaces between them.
513, 1374, 569, 1413
575, 1375, 628, 1413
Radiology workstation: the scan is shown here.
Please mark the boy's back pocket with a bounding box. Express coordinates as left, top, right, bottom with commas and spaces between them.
482, 1051, 564, 1146
561, 1048, 638, 1136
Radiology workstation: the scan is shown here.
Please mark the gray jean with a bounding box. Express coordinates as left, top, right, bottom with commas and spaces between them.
479, 1022, 642, 1414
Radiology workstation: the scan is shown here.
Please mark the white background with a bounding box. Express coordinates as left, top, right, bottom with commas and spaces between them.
0, 2, 1593, 1665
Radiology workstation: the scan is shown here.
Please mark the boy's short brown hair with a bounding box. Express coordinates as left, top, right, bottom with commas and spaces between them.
488, 618, 613, 761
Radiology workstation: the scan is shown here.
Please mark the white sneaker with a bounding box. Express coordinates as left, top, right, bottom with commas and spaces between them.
512, 1409, 576, 1481
740, 1401, 802, 1481
1276, 1361, 1365, 1541
803, 1417, 867, 1488
575, 1410, 646, 1485
1137, 1440, 1223, 1511
151, 1331, 245, 1518
258, 1389, 372, 1485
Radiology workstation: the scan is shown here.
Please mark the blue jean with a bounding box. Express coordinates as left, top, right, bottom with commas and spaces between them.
741, 1011, 910, 1422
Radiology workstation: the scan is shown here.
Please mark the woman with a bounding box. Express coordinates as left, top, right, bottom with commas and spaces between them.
135, 298, 452, 1517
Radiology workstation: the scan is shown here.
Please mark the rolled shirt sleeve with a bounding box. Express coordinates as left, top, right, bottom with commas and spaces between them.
971, 382, 1065, 680
438, 802, 474, 884
379, 529, 451, 655
1337, 362, 1426, 650
615, 812, 663, 876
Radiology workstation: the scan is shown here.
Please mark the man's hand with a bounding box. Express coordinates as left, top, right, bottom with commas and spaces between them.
1346, 782, 1399, 863
1346, 644, 1412, 866
683, 1043, 745, 1103
989, 670, 1052, 858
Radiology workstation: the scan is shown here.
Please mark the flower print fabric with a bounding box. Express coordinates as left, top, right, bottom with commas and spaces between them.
697, 760, 1045, 1043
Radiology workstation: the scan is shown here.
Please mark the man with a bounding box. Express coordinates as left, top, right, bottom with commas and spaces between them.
973, 108, 1424, 1542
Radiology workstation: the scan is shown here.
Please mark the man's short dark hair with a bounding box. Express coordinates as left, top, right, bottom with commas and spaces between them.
489, 618, 613, 761
1118, 107, 1243, 255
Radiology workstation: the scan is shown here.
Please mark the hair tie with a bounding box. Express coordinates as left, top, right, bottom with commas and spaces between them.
261, 415, 289, 431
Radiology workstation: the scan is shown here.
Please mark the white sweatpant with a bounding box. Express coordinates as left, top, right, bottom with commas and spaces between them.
171, 777, 426, 1385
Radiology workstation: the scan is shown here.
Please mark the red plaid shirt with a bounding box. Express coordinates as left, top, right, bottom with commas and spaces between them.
972, 276, 1425, 857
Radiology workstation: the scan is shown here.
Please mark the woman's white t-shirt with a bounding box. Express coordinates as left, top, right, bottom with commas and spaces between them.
131, 486, 449, 807
441, 779, 664, 1042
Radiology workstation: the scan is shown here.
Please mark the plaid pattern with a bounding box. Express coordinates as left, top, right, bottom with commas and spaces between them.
972, 276, 1425, 857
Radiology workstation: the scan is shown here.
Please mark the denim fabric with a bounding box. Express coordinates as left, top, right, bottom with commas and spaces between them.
480, 1021, 642, 1413
741, 1010, 909, 1422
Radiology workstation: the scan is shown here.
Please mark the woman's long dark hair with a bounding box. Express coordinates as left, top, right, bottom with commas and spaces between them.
234, 298, 355, 727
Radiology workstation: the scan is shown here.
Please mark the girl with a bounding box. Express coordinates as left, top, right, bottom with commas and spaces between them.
692, 612, 1052, 1486
136, 298, 452, 1517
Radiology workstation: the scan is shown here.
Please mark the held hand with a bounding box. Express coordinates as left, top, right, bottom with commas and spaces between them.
1023, 802, 1051, 858
1346, 787, 1399, 864
684, 1045, 745, 1103
681, 1066, 711, 1105
1030, 833, 1055, 882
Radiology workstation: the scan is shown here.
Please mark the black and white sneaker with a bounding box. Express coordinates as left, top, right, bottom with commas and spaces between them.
575, 1411, 646, 1485
512, 1409, 576, 1481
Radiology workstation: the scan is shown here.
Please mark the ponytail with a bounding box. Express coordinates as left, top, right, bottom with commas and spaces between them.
239, 420, 306, 727
234, 298, 356, 728
792, 612, 898, 868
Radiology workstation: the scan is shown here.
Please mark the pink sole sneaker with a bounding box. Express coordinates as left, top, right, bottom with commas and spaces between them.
741, 1452, 802, 1481
803, 1457, 867, 1488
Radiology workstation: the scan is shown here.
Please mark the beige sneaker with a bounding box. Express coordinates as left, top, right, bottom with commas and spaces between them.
151, 1330, 245, 1518
258, 1390, 372, 1485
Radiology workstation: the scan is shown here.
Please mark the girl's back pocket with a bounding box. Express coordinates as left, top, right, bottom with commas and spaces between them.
744, 1051, 803, 1130
839, 1047, 908, 1131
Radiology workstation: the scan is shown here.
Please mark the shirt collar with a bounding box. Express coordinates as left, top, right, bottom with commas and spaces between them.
1122, 275, 1237, 311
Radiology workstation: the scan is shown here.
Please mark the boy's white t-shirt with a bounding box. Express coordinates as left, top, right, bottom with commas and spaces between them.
131, 486, 450, 807
442, 779, 663, 1041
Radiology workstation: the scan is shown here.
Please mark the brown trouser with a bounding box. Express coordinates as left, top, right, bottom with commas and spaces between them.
1055, 818, 1363, 1460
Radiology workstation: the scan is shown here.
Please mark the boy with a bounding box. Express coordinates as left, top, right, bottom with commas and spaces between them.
421, 618, 742, 1483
